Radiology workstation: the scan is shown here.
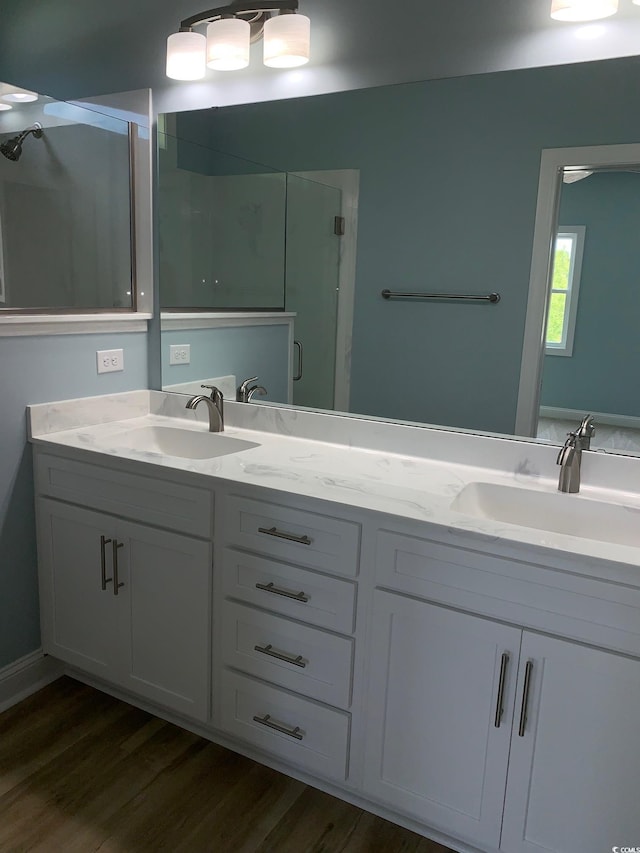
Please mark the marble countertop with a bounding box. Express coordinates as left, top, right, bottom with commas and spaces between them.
27, 390, 640, 576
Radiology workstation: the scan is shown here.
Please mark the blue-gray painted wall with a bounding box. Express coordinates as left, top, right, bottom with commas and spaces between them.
175, 57, 640, 433
0, 332, 147, 670
162, 324, 290, 403
541, 171, 640, 417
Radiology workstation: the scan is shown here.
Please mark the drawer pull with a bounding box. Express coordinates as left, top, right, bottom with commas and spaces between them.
255, 581, 310, 603
112, 540, 125, 596
494, 652, 509, 728
254, 643, 307, 668
518, 660, 534, 737
252, 713, 304, 741
100, 535, 113, 590
258, 526, 312, 546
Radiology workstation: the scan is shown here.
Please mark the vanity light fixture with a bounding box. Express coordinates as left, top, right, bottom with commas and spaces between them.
166, 0, 310, 80
550, 0, 618, 20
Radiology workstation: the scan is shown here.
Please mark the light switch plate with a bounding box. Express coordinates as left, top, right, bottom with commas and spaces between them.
170, 344, 191, 365
96, 349, 124, 374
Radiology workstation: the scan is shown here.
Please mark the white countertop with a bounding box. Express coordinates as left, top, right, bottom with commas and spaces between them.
27, 390, 640, 574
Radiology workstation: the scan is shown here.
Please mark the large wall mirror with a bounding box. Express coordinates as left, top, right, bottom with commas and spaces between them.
158, 55, 640, 457
0, 82, 135, 313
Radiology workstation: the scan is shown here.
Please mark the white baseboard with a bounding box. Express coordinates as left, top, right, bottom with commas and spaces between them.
0, 650, 64, 714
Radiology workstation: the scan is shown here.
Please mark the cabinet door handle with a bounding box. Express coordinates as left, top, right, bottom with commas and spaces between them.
254, 643, 307, 668
112, 540, 125, 596
494, 652, 510, 728
518, 660, 534, 737
100, 535, 113, 590
258, 526, 312, 546
255, 581, 310, 603
293, 340, 303, 382
252, 713, 304, 741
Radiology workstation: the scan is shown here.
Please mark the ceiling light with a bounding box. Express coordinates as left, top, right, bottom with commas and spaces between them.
550, 0, 618, 21
563, 169, 594, 183
1, 86, 38, 103
166, 0, 309, 81
0, 104, 13, 112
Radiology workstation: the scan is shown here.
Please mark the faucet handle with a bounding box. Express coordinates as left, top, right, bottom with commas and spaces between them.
557, 431, 577, 466
577, 414, 595, 436
201, 384, 223, 400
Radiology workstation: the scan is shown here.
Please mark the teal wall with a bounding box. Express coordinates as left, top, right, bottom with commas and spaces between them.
541, 172, 640, 418
175, 57, 640, 433
162, 324, 289, 403
0, 332, 148, 670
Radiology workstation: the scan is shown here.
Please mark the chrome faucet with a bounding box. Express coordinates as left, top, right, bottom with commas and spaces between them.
236, 376, 268, 403
185, 385, 224, 432
556, 415, 595, 493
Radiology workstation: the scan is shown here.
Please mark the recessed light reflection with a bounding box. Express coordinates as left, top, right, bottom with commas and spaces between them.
575, 23, 607, 38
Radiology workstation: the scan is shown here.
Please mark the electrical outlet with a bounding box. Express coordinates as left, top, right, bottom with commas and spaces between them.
169, 344, 191, 365
96, 349, 124, 374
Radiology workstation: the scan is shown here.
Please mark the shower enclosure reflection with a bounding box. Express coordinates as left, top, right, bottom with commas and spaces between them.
0, 82, 134, 312
158, 128, 358, 412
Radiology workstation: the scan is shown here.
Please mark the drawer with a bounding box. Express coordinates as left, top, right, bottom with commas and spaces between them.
35, 452, 213, 538
221, 548, 356, 634
221, 495, 360, 577
221, 601, 353, 708
217, 669, 351, 781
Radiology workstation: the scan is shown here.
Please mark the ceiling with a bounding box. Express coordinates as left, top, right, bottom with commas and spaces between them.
1, 0, 640, 110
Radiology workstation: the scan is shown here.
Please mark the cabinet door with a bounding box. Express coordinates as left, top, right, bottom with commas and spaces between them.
501, 633, 640, 853
120, 521, 212, 722
363, 591, 522, 849
37, 499, 124, 679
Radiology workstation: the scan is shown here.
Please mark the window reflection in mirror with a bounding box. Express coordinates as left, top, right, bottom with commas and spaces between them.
0, 82, 134, 312
537, 168, 640, 454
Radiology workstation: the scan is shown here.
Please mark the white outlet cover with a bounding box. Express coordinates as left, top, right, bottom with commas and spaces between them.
169, 344, 191, 365
96, 349, 124, 374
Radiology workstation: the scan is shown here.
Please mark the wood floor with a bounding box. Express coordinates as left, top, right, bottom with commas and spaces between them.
0, 677, 454, 853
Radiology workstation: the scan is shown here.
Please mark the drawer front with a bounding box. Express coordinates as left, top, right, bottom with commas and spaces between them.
222, 495, 360, 577
35, 452, 213, 538
218, 669, 351, 781
221, 601, 353, 708
376, 529, 640, 657
221, 548, 356, 634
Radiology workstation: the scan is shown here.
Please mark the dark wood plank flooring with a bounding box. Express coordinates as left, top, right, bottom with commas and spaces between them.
0, 677, 454, 853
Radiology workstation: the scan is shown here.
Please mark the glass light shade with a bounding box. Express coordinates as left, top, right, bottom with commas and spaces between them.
166, 31, 207, 80
207, 18, 250, 70
1, 88, 38, 103
550, 0, 618, 21
263, 13, 310, 68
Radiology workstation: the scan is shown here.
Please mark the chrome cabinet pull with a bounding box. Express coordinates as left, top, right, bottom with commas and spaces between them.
293, 340, 303, 381
518, 660, 534, 737
254, 643, 307, 668
494, 652, 510, 728
252, 713, 304, 741
258, 526, 312, 546
100, 535, 113, 590
112, 540, 125, 596
255, 581, 310, 603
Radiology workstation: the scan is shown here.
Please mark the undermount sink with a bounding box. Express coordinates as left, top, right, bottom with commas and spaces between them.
109, 425, 259, 460
451, 481, 640, 548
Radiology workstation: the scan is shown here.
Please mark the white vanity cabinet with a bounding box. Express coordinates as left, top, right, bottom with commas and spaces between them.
35, 452, 213, 722
364, 526, 640, 852
213, 492, 360, 781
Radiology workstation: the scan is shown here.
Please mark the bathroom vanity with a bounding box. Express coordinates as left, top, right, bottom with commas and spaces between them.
28, 391, 640, 853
